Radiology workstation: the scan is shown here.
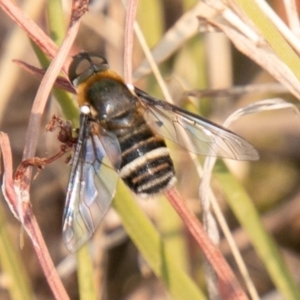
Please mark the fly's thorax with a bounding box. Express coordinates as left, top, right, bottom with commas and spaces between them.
85, 77, 137, 122
75, 69, 135, 117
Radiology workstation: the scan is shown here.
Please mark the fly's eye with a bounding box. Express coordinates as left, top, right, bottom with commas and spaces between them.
68, 58, 91, 83
68, 52, 109, 87
88, 53, 108, 67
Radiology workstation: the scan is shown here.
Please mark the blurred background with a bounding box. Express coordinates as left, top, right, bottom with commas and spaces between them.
0, 0, 300, 299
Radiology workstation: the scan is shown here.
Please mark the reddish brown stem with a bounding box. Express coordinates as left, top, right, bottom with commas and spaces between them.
0, 132, 70, 300
15, 147, 69, 181
22, 202, 70, 300
164, 187, 248, 300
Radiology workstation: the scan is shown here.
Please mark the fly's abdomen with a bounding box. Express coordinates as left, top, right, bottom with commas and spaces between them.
117, 117, 175, 197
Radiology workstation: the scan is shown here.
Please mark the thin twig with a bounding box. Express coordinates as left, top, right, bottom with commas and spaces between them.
283, 0, 300, 36
0, 133, 19, 219
123, 0, 138, 83
252, 0, 300, 55
0, 0, 58, 63
186, 83, 289, 98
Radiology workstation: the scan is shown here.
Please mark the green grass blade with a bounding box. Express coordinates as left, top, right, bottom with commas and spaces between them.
52, 88, 79, 126
0, 201, 33, 300
47, 0, 66, 46
31, 0, 79, 124
30, 43, 79, 125
113, 182, 206, 300
157, 196, 189, 272
214, 163, 300, 300
76, 245, 97, 300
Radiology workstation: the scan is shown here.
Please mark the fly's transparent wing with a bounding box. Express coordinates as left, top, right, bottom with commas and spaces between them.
136, 89, 259, 161
63, 130, 121, 252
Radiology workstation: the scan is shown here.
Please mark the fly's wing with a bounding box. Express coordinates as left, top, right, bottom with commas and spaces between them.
63, 129, 121, 252
136, 88, 259, 161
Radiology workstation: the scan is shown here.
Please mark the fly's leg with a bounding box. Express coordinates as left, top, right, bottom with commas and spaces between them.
46, 115, 77, 147
14, 115, 77, 181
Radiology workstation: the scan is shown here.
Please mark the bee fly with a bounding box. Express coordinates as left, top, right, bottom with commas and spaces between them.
63, 51, 259, 251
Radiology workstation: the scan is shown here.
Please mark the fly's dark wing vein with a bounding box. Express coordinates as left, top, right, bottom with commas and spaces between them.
62, 117, 120, 252
136, 88, 259, 161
